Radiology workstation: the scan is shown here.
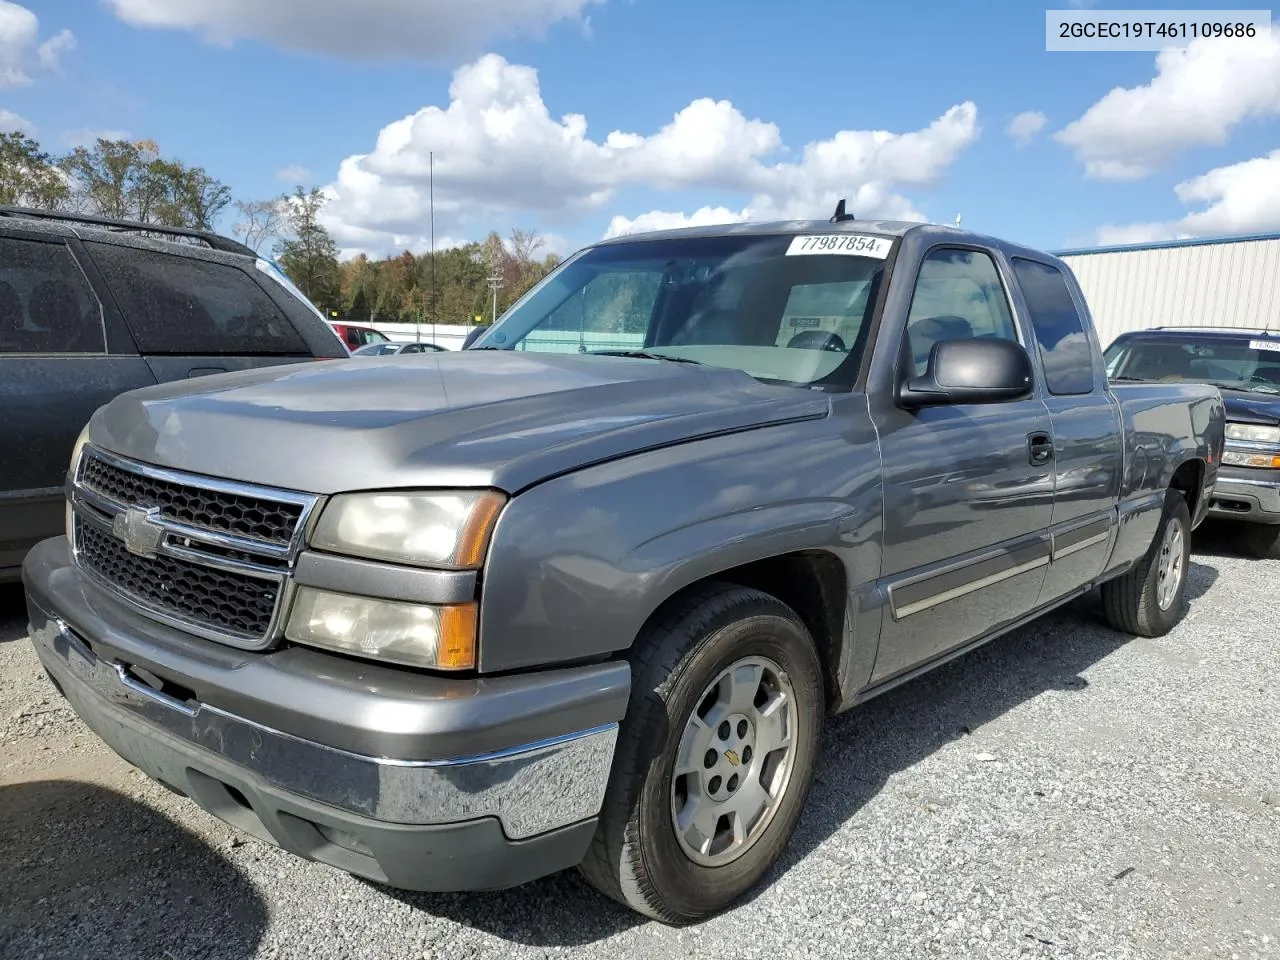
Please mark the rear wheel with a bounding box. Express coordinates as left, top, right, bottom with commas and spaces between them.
579, 583, 824, 923
1242, 523, 1280, 560
1101, 488, 1191, 637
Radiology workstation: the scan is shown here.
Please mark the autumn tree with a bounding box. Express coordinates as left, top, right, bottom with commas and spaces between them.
275, 186, 341, 313
0, 132, 70, 208
59, 138, 232, 228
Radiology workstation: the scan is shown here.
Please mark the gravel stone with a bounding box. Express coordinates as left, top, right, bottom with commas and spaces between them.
1, 523, 1277, 959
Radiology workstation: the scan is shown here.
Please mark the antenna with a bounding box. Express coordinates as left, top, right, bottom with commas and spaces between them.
429, 151, 437, 344
830, 198, 856, 223
954, 213, 962, 228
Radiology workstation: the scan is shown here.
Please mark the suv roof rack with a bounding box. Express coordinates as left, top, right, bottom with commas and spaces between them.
0, 205, 258, 258
1148, 325, 1279, 335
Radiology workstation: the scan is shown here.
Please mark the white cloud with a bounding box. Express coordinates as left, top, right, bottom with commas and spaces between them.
62, 128, 131, 148
0, 107, 31, 132
320, 53, 978, 256
36, 27, 73, 70
276, 164, 312, 184
0, 1, 73, 87
0, 0, 37, 87
1095, 149, 1280, 244
1056, 30, 1280, 180
604, 206, 748, 239
106, 0, 605, 63
1006, 110, 1046, 147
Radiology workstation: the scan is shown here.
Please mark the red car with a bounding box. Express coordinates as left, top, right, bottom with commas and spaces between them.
329, 321, 390, 352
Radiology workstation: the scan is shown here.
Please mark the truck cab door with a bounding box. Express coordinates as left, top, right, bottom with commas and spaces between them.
1008, 257, 1122, 606
868, 245, 1054, 682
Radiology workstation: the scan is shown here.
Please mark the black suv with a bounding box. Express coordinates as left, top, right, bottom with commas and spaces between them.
1105, 326, 1280, 558
0, 207, 348, 582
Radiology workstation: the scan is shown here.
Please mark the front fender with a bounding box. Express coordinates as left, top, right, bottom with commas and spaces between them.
476, 406, 883, 676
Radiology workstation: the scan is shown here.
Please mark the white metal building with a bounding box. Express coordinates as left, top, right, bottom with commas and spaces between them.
1056, 233, 1280, 350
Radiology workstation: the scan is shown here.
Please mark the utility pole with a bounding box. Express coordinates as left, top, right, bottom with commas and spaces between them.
487, 274, 502, 324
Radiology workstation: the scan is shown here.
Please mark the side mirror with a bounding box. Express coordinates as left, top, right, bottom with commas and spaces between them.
898, 337, 1034, 409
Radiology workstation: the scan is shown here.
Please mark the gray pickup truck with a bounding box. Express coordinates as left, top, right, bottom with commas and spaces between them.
23, 217, 1224, 923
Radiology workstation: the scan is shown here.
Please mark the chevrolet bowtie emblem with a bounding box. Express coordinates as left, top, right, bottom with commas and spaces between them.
111, 506, 165, 559
724, 749, 741, 767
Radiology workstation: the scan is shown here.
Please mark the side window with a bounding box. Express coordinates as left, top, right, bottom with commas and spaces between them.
0, 237, 105, 355
905, 248, 1018, 375
85, 243, 308, 355
519, 270, 661, 353
1013, 258, 1097, 395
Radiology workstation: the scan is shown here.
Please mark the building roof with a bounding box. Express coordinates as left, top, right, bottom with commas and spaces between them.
1055, 231, 1280, 259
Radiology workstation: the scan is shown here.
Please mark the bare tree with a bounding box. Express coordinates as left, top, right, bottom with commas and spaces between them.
508, 227, 544, 268
232, 198, 285, 252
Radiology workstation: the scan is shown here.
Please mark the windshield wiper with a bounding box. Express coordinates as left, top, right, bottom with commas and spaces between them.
587, 350, 704, 365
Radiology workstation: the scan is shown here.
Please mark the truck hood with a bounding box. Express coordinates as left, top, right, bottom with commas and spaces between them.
90, 351, 830, 494
1221, 389, 1280, 426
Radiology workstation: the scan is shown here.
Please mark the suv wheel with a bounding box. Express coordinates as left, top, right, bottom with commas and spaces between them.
1101, 488, 1192, 637
579, 583, 824, 923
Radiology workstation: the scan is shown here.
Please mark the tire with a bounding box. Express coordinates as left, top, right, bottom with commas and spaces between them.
1242, 523, 1280, 560
1101, 488, 1192, 637
578, 583, 824, 923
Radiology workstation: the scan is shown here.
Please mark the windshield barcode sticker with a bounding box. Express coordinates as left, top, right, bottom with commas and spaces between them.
786, 234, 893, 259
1249, 339, 1280, 352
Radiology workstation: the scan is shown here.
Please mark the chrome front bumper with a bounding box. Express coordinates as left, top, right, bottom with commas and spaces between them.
29, 616, 618, 840
1208, 472, 1280, 523
22, 536, 631, 891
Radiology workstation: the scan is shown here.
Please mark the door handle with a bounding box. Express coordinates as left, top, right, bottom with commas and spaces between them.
1027, 432, 1054, 466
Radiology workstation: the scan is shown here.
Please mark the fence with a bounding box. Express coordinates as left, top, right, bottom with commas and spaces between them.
370, 322, 645, 354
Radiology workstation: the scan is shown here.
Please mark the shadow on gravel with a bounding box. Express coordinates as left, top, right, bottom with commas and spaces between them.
1192, 518, 1267, 560
0, 582, 27, 643
380, 562, 1221, 944
0, 780, 268, 960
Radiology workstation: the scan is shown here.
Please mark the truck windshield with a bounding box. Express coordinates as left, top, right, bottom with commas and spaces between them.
1106, 338, 1280, 394
471, 233, 891, 388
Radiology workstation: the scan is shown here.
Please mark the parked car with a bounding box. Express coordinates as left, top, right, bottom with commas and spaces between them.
351, 341, 447, 356
0, 206, 348, 582
461, 323, 490, 349
329, 321, 389, 351
25, 216, 1224, 924
1105, 327, 1280, 558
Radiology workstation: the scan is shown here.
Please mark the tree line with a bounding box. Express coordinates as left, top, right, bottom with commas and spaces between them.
0, 132, 560, 326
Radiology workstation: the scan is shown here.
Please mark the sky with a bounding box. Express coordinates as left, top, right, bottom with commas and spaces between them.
2, 0, 1280, 260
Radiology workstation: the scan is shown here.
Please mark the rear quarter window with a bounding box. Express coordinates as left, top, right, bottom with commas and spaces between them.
86, 243, 309, 355
1011, 257, 1097, 395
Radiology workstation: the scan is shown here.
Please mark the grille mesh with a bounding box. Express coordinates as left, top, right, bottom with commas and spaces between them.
76, 518, 279, 639
80, 453, 303, 546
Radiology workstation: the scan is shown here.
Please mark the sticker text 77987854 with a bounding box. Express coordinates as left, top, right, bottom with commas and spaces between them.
786, 234, 893, 259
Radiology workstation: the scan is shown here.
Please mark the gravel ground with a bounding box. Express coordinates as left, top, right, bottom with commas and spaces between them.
2, 523, 1278, 960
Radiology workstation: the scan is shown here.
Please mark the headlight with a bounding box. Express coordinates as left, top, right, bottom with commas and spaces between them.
66, 424, 91, 542
70, 423, 91, 474
1225, 422, 1280, 443
311, 490, 506, 568
285, 587, 476, 670
1222, 450, 1280, 469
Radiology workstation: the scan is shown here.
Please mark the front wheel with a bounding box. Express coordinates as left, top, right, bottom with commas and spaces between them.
578, 583, 824, 923
1101, 488, 1192, 637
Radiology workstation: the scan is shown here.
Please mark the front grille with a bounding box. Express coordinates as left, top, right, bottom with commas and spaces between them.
76, 518, 279, 639
70, 447, 318, 648
80, 452, 303, 546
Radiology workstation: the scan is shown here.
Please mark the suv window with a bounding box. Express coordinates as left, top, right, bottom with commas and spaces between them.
1012, 258, 1095, 395
86, 243, 308, 355
905, 248, 1018, 375
0, 237, 105, 355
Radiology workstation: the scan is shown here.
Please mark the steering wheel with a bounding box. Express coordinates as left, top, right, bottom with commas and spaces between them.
787, 330, 847, 352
